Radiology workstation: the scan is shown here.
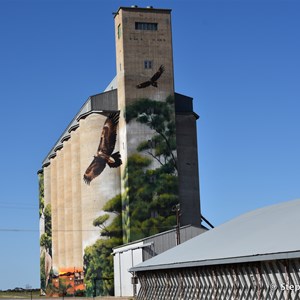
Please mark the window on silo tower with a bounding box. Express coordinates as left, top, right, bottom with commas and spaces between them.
144, 60, 153, 69
135, 22, 158, 31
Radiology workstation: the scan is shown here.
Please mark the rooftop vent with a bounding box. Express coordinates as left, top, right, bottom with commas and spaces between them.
146, 6, 153, 9
131, 5, 138, 8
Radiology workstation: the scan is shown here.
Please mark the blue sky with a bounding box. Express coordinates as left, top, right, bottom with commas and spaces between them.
0, 0, 299, 290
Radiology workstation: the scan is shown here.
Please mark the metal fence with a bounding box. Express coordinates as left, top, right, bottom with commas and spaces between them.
0, 297, 131, 300
136, 258, 300, 299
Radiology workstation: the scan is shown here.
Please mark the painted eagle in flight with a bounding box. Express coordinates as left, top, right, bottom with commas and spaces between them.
83, 111, 122, 185
136, 65, 165, 89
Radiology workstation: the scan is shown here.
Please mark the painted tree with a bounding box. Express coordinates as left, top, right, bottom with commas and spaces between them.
84, 96, 179, 296
40, 204, 52, 255
123, 96, 179, 242
83, 195, 123, 296
125, 96, 177, 173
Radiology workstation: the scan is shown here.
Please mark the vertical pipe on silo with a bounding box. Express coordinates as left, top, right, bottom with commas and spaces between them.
50, 158, 59, 270
71, 128, 83, 268
64, 140, 73, 268
44, 165, 51, 208
80, 115, 100, 252
56, 149, 66, 268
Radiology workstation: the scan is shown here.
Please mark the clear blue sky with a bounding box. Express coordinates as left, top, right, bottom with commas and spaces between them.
0, 0, 299, 290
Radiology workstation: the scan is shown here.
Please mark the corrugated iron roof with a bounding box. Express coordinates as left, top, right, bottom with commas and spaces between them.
130, 199, 300, 272
41, 89, 118, 166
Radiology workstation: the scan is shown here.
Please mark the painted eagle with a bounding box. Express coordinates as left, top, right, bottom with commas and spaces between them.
83, 111, 122, 185
136, 65, 165, 89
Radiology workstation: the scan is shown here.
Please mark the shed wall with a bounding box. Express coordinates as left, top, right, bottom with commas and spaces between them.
136, 258, 300, 300
113, 226, 206, 297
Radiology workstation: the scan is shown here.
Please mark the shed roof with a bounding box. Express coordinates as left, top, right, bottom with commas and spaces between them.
131, 199, 300, 272
41, 89, 118, 166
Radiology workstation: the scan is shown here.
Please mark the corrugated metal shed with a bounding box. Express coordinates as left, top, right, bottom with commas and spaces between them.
113, 225, 206, 297
141, 225, 206, 260
131, 199, 300, 272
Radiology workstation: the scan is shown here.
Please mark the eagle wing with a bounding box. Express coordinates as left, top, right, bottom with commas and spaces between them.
150, 65, 165, 82
136, 80, 152, 89
98, 112, 120, 156
83, 156, 106, 185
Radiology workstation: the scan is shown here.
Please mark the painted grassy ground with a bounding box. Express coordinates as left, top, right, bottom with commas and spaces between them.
0, 290, 131, 300
0, 289, 39, 298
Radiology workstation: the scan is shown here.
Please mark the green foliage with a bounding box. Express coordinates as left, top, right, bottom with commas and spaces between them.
44, 204, 52, 236
58, 278, 72, 296
38, 172, 45, 218
44, 278, 73, 297
74, 289, 85, 296
40, 252, 46, 290
121, 154, 178, 242
0, 290, 41, 298
45, 281, 58, 297
84, 237, 122, 297
93, 214, 109, 227
39, 174, 52, 252
40, 233, 52, 252
121, 96, 179, 242
125, 96, 174, 125
84, 193, 123, 296
101, 214, 123, 238
128, 153, 152, 169
40, 204, 52, 256
93, 214, 112, 236
125, 96, 177, 172
84, 95, 179, 296
103, 194, 122, 214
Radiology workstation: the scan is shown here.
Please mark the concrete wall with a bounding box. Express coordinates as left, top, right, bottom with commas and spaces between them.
115, 7, 174, 105
42, 112, 121, 275
114, 7, 179, 243
176, 113, 201, 227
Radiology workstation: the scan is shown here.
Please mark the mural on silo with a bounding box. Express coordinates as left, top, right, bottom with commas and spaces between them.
82, 111, 123, 296
39, 4, 186, 296
136, 64, 165, 89
122, 94, 178, 243
39, 110, 123, 297
39, 171, 53, 295
83, 112, 122, 185
83, 67, 179, 296
40, 68, 179, 296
